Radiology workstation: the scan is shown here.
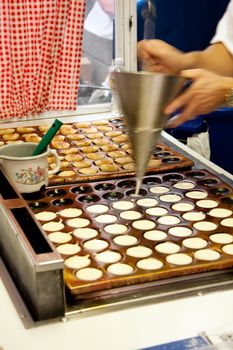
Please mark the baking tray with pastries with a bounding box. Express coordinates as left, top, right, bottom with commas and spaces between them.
23, 169, 233, 297
0, 117, 193, 184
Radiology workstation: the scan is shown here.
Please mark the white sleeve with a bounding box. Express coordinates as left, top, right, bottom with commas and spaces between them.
211, 0, 233, 55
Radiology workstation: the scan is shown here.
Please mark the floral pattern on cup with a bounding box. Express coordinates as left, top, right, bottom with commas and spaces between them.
16, 166, 47, 185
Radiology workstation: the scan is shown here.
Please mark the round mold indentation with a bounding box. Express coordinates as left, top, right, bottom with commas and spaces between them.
73, 228, 99, 240
75, 267, 103, 281
166, 253, 193, 266
220, 218, 233, 228
136, 258, 164, 270
168, 226, 193, 238
110, 118, 124, 124
185, 190, 208, 200
119, 210, 142, 221
102, 191, 124, 201
222, 244, 233, 255
149, 186, 170, 194
86, 204, 109, 214
94, 183, 115, 191
78, 194, 101, 203
56, 243, 81, 255
94, 250, 122, 264
83, 239, 109, 251
208, 208, 232, 218
143, 176, 161, 185
186, 171, 207, 179
46, 189, 67, 197
112, 200, 135, 211
182, 237, 208, 250
132, 219, 156, 231
71, 185, 92, 194
162, 173, 184, 182
48, 232, 72, 244
64, 255, 91, 270
182, 211, 206, 222
117, 180, 136, 188
159, 194, 182, 203
126, 188, 148, 197
52, 198, 73, 207
144, 230, 167, 241
172, 202, 195, 212
94, 214, 117, 224
193, 221, 218, 232
126, 245, 153, 258
197, 178, 219, 186
66, 217, 90, 228
146, 207, 168, 217
173, 181, 195, 190
23, 191, 45, 200
221, 196, 233, 205
196, 199, 218, 209
194, 249, 221, 261
162, 157, 180, 164
210, 233, 233, 245
155, 242, 180, 254
113, 235, 138, 246
157, 215, 181, 226
28, 201, 49, 210
154, 151, 171, 158
104, 223, 128, 235
35, 211, 57, 221
59, 208, 83, 218
136, 198, 158, 208
209, 187, 230, 196
107, 263, 134, 276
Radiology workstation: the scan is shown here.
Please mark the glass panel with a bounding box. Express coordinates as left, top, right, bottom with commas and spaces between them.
78, 0, 115, 106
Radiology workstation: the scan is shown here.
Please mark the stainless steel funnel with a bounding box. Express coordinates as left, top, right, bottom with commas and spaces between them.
113, 71, 185, 195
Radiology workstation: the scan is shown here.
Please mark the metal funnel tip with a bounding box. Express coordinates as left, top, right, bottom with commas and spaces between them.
113, 71, 185, 193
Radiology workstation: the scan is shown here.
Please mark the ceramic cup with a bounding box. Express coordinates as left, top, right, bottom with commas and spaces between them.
0, 142, 60, 193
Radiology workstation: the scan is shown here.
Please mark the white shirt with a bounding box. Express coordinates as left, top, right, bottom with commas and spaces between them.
84, 2, 113, 40
211, 0, 233, 55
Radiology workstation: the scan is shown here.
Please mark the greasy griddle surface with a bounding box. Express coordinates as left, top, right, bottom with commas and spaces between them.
24, 169, 233, 296
0, 117, 193, 184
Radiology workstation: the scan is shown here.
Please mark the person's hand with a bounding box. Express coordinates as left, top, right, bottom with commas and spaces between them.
137, 39, 185, 74
165, 69, 232, 127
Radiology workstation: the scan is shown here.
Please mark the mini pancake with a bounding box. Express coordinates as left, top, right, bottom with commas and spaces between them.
166, 253, 193, 266
58, 170, 76, 177
56, 243, 81, 255
64, 255, 91, 270
96, 126, 112, 132
73, 140, 92, 147
149, 186, 170, 194
120, 210, 142, 220
220, 218, 233, 227
86, 132, 103, 139
168, 226, 193, 237
3, 133, 19, 141
53, 135, 65, 141
66, 217, 90, 228
35, 211, 57, 221
60, 148, 78, 155
59, 208, 82, 218
92, 120, 109, 126
173, 181, 195, 190
172, 202, 195, 212
115, 156, 133, 165
112, 200, 134, 211
136, 257, 163, 270
196, 199, 218, 209
144, 230, 167, 241
155, 242, 180, 254
48, 232, 72, 244
157, 215, 181, 225
59, 161, 70, 169
0, 128, 15, 135
92, 138, 108, 146
25, 135, 42, 142
72, 160, 91, 169
121, 143, 131, 151
113, 235, 138, 246
101, 144, 119, 152
193, 221, 218, 232
86, 204, 109, 214
86, 153, 104, 160
107, 263, 134, 275
182, 211, 206, 221
6, 140, 23, 144
159, 194, 182, 203
132, 219, 156, 231
105, 131, 122, 138
74, 122, 90, 129
52, 141, 70, 149
42, 221, 65, 232
16, 127, 36, 133
107, 150, 126, 158
95, 159, 114, 166
126, 149, 133, 155
112, 135, 129, 143
94, 214, 117, 224
60, 125, 77, 135
94, 250, 122, 264
208, 208, 232, 218
136, 198, 158, 207
146, 207, 168, 216
75, 267, 103, 281
80, 146, 98, 153
222, 244, 233, 255
104, 224, 128, 235
39, 125, 50, 132
64, 154, 83, 162
100, 164, 119, 172
82, 127, 98, 134
185, 190, 208, 199
194, 249, 221, 261
210, 233, 233, 244
73, 228, 98, 240
83, 239, 109, 251
123, 163, 135, 171
182, 237, 208, 249
79, 167, 98, 175
147, 159, 162, 167
126, 245, 152, 258
66, 134, 85, 141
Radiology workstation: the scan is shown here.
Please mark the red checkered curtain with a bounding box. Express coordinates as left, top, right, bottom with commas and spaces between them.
0, 0, 86, 119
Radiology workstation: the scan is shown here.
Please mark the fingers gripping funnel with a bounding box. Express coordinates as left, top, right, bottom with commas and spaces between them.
113, 72, 185, 195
